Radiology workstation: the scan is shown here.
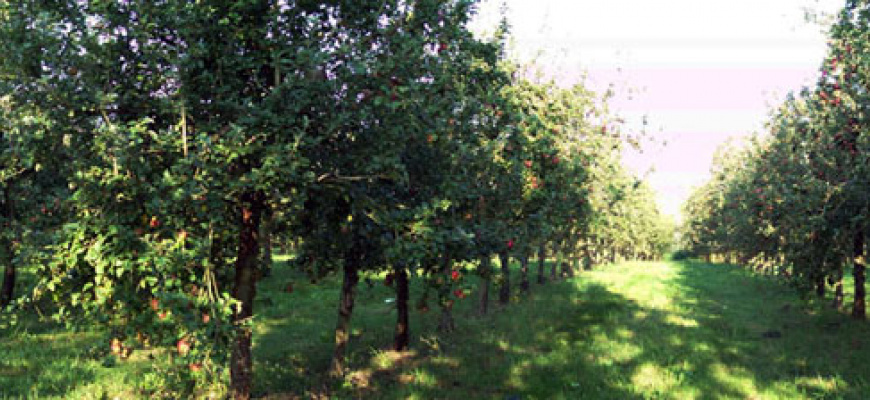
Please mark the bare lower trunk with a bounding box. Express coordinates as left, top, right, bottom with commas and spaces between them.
562, 248, 573, 278
583, 246, 593, 271
0, 238, 14, 309
478, 256, 491, 315
853, 231, 865, 320
537, 244, 546, 284
394, 267, 410, 351
259, 211, 273, 278
569, 250, 578, 276
437, 256, 455, 332
230, 191, 264, 400
520, 253, 530, 293
550, 243, 558, 280
498, 251, 510, 305
834, 271, 844, 309
438, 304, 455, 333
329, 246, 360, 377
0, 188, 14, 309
815, 275, 826, 298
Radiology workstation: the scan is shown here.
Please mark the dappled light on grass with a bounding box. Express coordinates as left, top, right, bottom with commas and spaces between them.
5, 259, 870, 398
0, 330, 158, 399
631, 362, 676, 396
665, 314, 699, 328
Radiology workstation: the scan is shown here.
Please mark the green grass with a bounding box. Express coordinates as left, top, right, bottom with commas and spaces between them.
3, 259, 870, 399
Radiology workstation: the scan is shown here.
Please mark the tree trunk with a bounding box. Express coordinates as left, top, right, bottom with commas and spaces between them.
815, 274, 826, 298
329, 245, 360, 377
537, 244, 546, 284
394, 267, 410, 351
498, 251, 510, 305
569, 250, 578, 276
834, 270, 844, 309
0, 237, 14, 309
230, 191, 264, 400
570, 249, 579, 276
478, 255, 491, 315
583, 246, 593, 271
437, 256, 455, 332
853, 231, 865, 320
0, 187, 15, 309
562, 258, 571, 278
259, 209, 273, 278
520, 252, 530, 293
561, 246, 573, 278
550, 243, 559, 280
438, 303, 455, 333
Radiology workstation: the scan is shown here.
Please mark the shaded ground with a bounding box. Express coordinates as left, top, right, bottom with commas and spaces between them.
3, 259, 870, 399
254, 259, 870, 399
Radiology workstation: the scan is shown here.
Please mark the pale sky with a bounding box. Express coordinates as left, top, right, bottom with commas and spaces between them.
472, 0, 842, 221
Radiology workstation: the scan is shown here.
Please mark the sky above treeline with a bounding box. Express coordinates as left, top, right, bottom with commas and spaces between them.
471, 0, 843, 221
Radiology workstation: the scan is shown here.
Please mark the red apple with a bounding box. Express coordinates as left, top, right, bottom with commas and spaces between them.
451, 270, 461, 281
189, 363, 203, 373
176, 338, 191, 356
524, 160, 532, 168
149, 297, 159, 311
149, 216, 160, 228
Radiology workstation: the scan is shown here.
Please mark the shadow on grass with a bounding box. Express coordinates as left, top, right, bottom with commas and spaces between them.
253, 259, 870, 398
0, 332, 100, 398
375, 279, 754, 400
669, 261, 870, 399
253, 263, 641, 398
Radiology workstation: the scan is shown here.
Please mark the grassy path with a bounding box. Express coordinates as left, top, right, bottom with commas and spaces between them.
555, 261, 870, 399
4, 260, 870, 398
254, 260, 870, 399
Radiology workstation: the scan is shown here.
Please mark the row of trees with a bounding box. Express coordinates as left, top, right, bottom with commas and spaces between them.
682, 0, 870, 319
0, 1, 672, 397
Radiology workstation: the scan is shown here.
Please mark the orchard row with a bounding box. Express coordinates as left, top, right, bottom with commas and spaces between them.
0, 1, 671, 398
682, 1, 870, 319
